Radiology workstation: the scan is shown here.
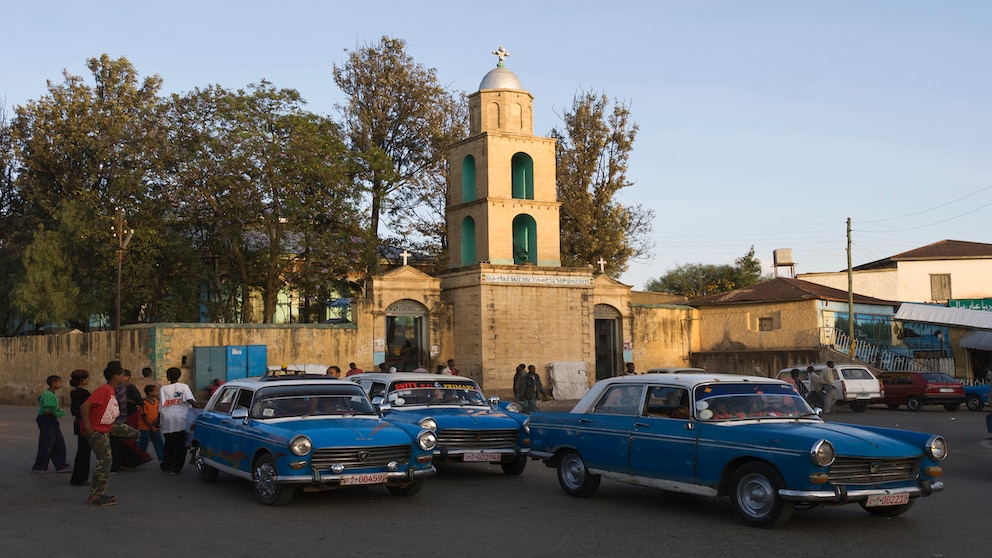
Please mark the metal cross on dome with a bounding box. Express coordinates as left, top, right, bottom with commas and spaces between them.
492, 45, 510, 67
400, 249, 412, 266
597, 258, 607, 273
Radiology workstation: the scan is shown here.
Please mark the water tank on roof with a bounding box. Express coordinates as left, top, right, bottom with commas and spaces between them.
773, 249, 795, 266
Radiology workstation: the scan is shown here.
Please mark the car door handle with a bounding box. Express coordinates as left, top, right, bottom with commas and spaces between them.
578, 418, 592, 424
634, 422, 649, 428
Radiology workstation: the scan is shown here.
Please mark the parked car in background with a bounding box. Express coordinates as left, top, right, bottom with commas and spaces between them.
776, 364, 883, 412
964, 383, 990, 411
646, 367, 708, 374
187, 375, 436, 506
874, 371, 966, 411
528, 373, 947, 528
352, 373, 531, 475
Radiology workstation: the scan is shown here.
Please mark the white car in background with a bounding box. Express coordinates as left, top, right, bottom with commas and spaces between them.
777, 364, 883, 412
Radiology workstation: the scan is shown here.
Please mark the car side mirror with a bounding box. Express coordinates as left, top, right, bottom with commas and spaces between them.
372, 396, 391, 414
232, 408, 248, 420
488, 396, 501, 409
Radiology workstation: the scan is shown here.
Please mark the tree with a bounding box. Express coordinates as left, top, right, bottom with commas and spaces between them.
645, 246, 764, 298
162, 81, 359, 323
333, 36, 467, 271
551, 89, 653, 276
10, 55, 167, 330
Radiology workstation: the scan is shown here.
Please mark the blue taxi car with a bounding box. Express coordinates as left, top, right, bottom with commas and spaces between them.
528, 374, 946, 527
187, 375, 437, 506
352, 373, 530, 475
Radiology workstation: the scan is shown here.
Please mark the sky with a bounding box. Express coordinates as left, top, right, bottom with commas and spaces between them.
4, 0, 991, 290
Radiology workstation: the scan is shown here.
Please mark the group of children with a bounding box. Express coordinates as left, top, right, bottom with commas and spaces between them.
32, 363, 195, 506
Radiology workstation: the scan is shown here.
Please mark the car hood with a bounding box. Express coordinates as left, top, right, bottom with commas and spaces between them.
396, 406, 525, 428
269, 416, 417, 445
715, 420, 924, 459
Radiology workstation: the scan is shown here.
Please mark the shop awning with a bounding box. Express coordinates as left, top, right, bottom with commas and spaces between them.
895, 303, 992, 329
960, 330, 992, 351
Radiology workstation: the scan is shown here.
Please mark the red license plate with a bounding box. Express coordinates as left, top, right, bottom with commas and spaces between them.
463, 452, 501, 462
340, 472, 389, 485
865, 493, 909, 507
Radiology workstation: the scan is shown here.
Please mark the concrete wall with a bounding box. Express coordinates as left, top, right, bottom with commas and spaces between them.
695, 299, 822, 352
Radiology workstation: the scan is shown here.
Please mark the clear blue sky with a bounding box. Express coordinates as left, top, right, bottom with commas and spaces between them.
4, 0, 990, 289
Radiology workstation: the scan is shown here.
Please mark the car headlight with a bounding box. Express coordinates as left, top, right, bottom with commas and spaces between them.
506, 402, 523, 413
810, 439, 835, 467
289, 435, 312, 457
523, 417, 530, 435
926, 435, 947, 460
418, 430, 437, 451
419, 417, 437, 431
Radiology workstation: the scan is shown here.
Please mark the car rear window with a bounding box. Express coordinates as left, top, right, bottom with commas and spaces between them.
840, 368, 873, 380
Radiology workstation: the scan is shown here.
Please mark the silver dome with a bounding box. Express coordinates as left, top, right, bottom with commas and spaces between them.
478, 67, 524, 91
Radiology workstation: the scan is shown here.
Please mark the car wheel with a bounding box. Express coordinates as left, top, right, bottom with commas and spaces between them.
943, 403, 960, 412
387, 479, 424, 497
849, 401, 868, 413
886, 404, 900, 410
906, 397, 923, 412
966, 394, 984, 411
194, 448, 218, 483
556, 451, 601, 498
729, 462, 794, 528
253, 454, 294, 506
500, 458, 527, 476
860, 499, 915, 517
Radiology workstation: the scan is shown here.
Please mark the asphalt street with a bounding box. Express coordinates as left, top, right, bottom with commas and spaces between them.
1, 402, 989, 558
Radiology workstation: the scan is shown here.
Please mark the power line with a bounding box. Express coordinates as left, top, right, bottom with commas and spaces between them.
858, 184, 992, 224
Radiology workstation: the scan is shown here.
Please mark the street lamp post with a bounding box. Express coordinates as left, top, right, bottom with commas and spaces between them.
114, 208, 135, 360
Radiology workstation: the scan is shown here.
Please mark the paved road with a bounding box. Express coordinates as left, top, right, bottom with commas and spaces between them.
1, 403, 989, 557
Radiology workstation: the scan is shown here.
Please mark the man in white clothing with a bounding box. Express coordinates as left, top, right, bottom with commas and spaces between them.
158, 367, 195, 475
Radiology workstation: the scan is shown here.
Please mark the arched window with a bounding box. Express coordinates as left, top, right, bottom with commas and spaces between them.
461, 155, 476, 202
511, 153, 534, 200
512, 214, 537, 265
460, 217, 476, 265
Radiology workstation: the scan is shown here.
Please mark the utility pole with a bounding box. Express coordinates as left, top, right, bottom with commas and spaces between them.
115, 207, 135, 360
847, 218, 855, 358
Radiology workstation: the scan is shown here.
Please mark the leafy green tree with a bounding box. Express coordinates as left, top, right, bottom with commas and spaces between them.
162, 81, 359, 323
12, 227, 79, 323
645, 246, 764, 297
10, 55, 167, 330
333, 36, 467, 271
551, 89, 653, 277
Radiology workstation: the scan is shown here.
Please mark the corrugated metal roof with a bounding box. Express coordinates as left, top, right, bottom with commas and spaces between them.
894, 303, 992, 330
960, 330, 992, 351
853, 239, 992, 271
688, 277, 898, 307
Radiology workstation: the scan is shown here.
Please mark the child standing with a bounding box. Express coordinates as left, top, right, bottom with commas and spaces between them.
32, 375, 73, 474
159, 367, 195, 475
68, 370, 92, 486
138, 384, 165, 461
80, 365, 140, 506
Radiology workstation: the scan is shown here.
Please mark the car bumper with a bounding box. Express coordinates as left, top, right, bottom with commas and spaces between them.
273, 466, 437, 485
435, 447, 529, 462
779, 480, 944, 503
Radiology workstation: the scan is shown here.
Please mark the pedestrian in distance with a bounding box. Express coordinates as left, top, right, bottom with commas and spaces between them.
346, 363, 364, 377
159, 367, 195, 475
519, 365, 548, 414
512, 363, 526, 402
68, 369, 93, 486
32, 374, 73, 474
80, 365, 140, 506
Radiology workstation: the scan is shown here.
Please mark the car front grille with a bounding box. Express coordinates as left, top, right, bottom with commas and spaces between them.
828, 456, 920, 484
311, 445, 411, 470
437, 428, 519, 449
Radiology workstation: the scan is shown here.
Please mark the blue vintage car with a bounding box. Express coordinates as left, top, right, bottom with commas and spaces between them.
528, 374, 946, 527
965, 383, 990, 411
352, 373, 530, 475
187, 375, 437, 506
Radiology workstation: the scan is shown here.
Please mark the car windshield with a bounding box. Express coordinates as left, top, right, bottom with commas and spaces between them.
250, 385, 376, 419
386, 379, 486, 407
693, 383, 812, 421
921, 373, 959, 383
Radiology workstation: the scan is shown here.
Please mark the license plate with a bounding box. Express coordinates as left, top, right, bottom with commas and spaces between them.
463, 452, 501, 462
939, 388, 954, 393
865, 493, 909, 507
340, 472, 389, 486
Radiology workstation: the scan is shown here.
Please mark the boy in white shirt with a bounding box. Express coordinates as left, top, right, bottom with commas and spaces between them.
158, 367, 195, 475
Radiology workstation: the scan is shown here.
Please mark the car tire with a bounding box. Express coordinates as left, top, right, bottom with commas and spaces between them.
860, 499, 915, 517
556, 451, 601, 498
906, 397, 923, 412
729, 462, 794, 528
966, 394, 984, 411
253, 454, 294, 506
942, 403, 960, 412
849, 401, 868, 413
194, 448, 219, 483
387, 479, 424, 497
500, 458, 527, 476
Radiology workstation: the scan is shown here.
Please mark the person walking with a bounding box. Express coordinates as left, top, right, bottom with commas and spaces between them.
512, 363, 526, 402
820, 361, 839, 414
159, 367, 195, 475
80, 365, 140, 506
32, 375, 72, 474
68, 369, 93, 486
519, 365, 547, 414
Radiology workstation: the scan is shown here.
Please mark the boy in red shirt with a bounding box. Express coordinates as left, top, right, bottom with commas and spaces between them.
80, 365, 139, 506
